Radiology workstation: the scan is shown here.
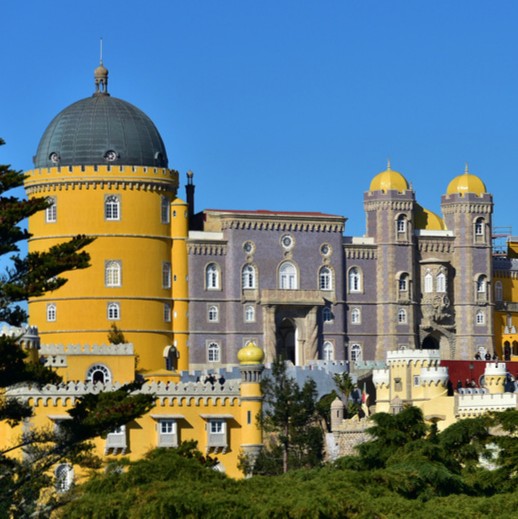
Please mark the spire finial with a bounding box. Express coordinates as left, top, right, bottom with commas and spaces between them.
94, 40, 109, 96
387, 158, 391, 170
464, 162, 469, 174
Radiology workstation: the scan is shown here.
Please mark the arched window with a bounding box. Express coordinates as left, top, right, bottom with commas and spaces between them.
436, 272, 446, 293
476, 310, 485, 325
86, 364, 111, 384
208, 305, 219, 322
396, 214, 407, 233
279, 262, 297, 289
323, 341, 334, 361
105, 195, 120, 221
495, 281, 503, 302
107, 302, 120, 320
319, 267, 332, 290
398, 273, 409, 292
350, 344, 362, 362
55, 464, 73, 493
424, 271, 433, 293
244, 305, 255, 322
206, 263, 220, 290
207, 342, 220, 363
477, 275, 487, 293
47, 303, 56, 322
351, 307, 361, 324
475, 217, 484, 236
398, 308, 407, 324
348, 267, 361, 293
162, 262, 172, 288
322, 307, 333, 323
105, 261, 121, 287
242, 264, 257, 289
46, 197, 57, 223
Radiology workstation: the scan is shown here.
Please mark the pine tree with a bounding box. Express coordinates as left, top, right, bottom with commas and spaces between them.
0, 140, 155, 517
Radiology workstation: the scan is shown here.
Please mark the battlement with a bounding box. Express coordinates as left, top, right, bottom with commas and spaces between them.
372, 369, 390, 387
456, 392, 517, 418
484, 362, 507, 376
386, 349, 441, 366
420, 366, 449, 385
1, 324, 39, 338
40, 343, 134, 355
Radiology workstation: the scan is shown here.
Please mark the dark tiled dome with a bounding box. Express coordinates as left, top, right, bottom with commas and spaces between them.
34, 65, 168, 169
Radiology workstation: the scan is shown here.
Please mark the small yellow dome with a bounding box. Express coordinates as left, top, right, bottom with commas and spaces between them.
369, 163, 409, 193
172, 197, 187, 206
446, 166, 486, 196
415, 204, 446, 231
237, 341, 264, 364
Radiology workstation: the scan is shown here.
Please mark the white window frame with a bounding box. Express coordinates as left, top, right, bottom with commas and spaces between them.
105, 261, 122, 287
206, 263, 220, 290
208, 305, 219, 323
47, 303, 56, 322
323, 341, 334, 361
162, 262, 172, 289
46, 197, 57, 223
436, 272, 446, 293
161, 195, 170, 224
244, 305, 255, 323
399, 274, 409, 292
351, 307, 361, 325
476, 310, 485, 325
424, 271, 433, 293
319, 267, 332, 291
107, 302, 120, 321
55, 464, 74, 493
105, 195, 120, 221
242, 264, 256, 289
207, 342, 220, 363
348, 267, 362, 293
396, 215, 407, 233
350, 343, 362, 362
475, 217, 484, 236
279, 262, 297, 290
398, 308, 407, 324
477, 275, 487, 293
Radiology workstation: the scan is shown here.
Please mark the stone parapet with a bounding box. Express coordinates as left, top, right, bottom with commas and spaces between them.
40, 343, 134, 355
455, 393, 517, 418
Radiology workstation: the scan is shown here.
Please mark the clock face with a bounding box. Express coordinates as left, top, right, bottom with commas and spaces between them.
104, 150, 118, 162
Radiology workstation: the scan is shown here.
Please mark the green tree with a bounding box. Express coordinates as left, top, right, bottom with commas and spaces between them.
107, 323, 127, 344
254, 357, 324, 474
0, 140, 155, 517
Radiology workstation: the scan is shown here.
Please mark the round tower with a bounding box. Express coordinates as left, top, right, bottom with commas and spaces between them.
441, 166, 493, 359
330, 397, 345, 431
483, 362, 506, 394
25, 63, 179, 372
372, 368, 390, 413
238, 341, 264, 473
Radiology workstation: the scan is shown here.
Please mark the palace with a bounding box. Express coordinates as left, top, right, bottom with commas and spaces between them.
2, 60, 518, 488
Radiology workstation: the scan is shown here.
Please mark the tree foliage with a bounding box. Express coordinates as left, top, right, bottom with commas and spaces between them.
253, 357, 324, 475
0, 140, 155, 517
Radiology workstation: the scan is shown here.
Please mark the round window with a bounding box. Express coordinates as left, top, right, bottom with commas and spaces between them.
281, 234, 294, 249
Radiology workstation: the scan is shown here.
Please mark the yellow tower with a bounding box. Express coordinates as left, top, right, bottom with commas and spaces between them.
237, 341, 265, 468
24, 63, 179, 372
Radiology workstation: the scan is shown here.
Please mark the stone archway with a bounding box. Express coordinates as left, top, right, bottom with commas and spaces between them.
422, 335, 439, 349
278, 318, 296, 363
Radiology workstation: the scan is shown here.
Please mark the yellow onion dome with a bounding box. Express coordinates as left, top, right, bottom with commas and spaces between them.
446, 165, 486, 196
369, 162, 410, 193
414, 204, 446, 231
237, 341, 264, 365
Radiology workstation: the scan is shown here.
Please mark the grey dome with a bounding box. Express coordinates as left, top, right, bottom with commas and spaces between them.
34, 94, 168, 168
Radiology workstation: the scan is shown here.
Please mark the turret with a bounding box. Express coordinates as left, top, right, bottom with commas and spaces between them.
484, 362, 506, 394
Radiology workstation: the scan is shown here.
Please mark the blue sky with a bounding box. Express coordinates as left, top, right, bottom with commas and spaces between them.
2, 1, 518, 237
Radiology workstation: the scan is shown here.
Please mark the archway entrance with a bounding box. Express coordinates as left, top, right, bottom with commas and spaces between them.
278, 318, 296, 363
422, 335, 439, 349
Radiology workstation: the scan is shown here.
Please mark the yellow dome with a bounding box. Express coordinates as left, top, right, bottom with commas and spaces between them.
446, 166, 486, 196
237, 341, 264, 364
369, 163, 409, 193
415, 204, 446, 231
